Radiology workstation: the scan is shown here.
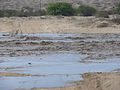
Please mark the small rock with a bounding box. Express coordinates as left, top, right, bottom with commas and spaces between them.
40, 16, 46, 19
28, 63, 31, 65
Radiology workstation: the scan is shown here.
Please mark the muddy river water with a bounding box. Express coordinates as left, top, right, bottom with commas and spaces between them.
0, 33, 120, 90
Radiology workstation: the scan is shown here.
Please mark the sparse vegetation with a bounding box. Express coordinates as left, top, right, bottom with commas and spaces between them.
77, 5, 96, 16
0, 10, 19, 17
17, 6, 47, 17
0, 2, 120, 18
109, 3, 120, 24
97, 22, 109, 28
46, 2, 75, 16
116, 3, 120, 14
0, 7, 46, 17
111, 18, 120, 24
96, 11, 109, 18
19, 6, 34, 17
33, 10, 47, 16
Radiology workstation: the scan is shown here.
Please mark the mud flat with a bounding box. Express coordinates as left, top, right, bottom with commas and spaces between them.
0, 33, 120, 90
1, 33, 120, 59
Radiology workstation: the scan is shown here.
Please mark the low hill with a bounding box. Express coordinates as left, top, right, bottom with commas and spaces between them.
0, 0, 120, 11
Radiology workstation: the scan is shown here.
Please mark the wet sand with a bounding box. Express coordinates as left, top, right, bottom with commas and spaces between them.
1, 72, 119, 90
0, 72, 39, 77
32, 72, 120, 90
0, 33, 120, 59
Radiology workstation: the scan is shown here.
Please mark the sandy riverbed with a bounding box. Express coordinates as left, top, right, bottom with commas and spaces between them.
32, 72, 120, 90
0, 16, 120, 90
0, 33, 120, 90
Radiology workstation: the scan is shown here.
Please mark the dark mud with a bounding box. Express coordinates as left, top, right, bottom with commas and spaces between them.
0, 33, 120, 60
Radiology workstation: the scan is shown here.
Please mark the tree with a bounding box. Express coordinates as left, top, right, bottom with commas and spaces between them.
46, 2, 75, 16
78, 5, 96, 16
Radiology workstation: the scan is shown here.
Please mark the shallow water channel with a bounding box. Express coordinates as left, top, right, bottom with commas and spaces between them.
0, 53, 120, 90
0, 33, 120, 90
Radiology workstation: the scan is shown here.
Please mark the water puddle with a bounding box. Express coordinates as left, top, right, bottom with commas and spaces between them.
0, 33, 120, 90
0, 53, 120, 90
1, 33, 120, 42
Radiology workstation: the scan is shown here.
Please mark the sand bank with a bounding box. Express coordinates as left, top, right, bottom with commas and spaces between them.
0, 16, 120, 34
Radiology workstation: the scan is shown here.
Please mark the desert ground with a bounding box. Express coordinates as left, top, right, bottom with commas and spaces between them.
0, 16, 120, 34
0, 16, 120, 90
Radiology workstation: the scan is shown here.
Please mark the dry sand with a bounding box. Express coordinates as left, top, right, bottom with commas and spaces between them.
31, 72, 120, 90
0, 16, 120, 34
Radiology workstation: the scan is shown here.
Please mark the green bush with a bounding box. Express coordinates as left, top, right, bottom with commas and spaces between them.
116, 3, 120, 14
0, 9, 46, 17
0, 10, 19, 17
111, 18, 120, 24
78, 5, 96, 16
0, 10, 4, 17
46, 2, 75, 16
